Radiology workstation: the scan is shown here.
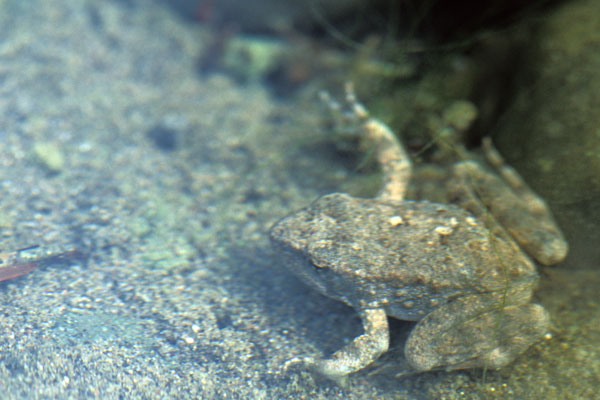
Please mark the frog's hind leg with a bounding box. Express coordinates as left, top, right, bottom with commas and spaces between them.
320, 83, 413, 202
404, 294, 550, 372
481, 137, 558, 222
447, 139, 568, 265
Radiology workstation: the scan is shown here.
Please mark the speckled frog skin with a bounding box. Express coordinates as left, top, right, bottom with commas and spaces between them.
269, 86, 567, 379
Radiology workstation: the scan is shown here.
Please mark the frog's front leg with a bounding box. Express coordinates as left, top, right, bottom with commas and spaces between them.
405, 292, 550, 372
446, 138, 568, 265
306, 308, 389, 380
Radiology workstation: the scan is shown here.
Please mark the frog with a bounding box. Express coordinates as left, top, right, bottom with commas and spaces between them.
269, 84, 568, 380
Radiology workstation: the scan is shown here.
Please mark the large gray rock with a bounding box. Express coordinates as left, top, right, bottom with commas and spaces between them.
495, 0, 600, 269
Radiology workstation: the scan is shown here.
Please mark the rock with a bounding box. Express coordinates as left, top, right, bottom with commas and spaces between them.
33, 141, 65, 173
494, 0, 600, 269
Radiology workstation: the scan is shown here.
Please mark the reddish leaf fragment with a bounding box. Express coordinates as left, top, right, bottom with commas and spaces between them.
0, 261, 38, 282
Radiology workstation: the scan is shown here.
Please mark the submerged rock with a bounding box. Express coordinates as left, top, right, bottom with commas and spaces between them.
494, 0, 600, 269
33, 141, 65, 173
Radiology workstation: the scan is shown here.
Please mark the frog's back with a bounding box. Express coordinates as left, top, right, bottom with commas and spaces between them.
304, 193, 538, 320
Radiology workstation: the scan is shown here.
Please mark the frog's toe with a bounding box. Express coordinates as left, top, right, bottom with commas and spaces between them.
308, 357, 356, 381
533, 233, 569, 265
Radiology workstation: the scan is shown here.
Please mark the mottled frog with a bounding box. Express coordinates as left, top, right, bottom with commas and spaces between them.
269, 85, 567, 379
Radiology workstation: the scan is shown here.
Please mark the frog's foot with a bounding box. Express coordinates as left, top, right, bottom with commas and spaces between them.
320, 83, 413, 202
405, 294, 550, 372
447, 142, 568, 265
300, 308, 390, 380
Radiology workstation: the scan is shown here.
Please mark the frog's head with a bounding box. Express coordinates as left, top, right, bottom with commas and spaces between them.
269, 193, 370, 306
